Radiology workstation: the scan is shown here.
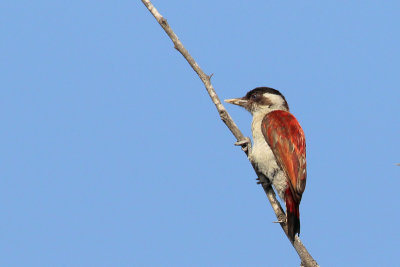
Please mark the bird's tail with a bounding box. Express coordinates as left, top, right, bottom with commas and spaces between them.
285, 188, 300, 242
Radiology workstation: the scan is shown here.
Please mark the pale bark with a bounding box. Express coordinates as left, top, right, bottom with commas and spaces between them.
141, 1, 319, 266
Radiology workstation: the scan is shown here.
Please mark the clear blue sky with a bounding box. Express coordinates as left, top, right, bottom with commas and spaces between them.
1, 1, 399, 266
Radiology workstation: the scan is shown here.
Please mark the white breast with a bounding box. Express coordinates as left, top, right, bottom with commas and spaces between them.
249, 113, 287, 200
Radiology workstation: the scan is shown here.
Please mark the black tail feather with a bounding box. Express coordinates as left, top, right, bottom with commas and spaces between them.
285, 189, 300, 241
286, 207, 300, 241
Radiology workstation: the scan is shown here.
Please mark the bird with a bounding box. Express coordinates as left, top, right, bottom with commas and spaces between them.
225, 87, 307, 241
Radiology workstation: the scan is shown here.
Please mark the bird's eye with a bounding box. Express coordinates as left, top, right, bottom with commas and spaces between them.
251, 94, 258, 100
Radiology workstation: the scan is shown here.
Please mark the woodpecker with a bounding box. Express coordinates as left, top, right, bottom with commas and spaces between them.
225, 87, 307, 241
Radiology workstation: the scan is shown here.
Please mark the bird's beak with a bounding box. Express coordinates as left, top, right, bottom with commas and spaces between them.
224, 97, 248, 107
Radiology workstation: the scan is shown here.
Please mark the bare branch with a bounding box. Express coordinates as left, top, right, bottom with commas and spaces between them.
141, 1, 319, 266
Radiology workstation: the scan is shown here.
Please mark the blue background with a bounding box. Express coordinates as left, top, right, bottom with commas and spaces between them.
1, 1, 399, 266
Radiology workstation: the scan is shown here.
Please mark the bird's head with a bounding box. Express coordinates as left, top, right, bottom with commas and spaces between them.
225, 87, 289, 115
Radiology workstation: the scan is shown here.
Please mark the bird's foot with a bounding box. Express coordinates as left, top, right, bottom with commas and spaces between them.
273, 220, 286, 224
256, 176, 271, 186
234, 137, 252, 153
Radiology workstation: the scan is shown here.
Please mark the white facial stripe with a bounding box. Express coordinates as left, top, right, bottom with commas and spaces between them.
263, 93, 285, 107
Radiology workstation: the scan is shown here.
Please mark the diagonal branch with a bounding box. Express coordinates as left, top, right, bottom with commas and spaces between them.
141, 1, 319, 266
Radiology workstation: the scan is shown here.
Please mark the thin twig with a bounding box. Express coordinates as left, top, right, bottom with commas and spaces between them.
141, 1, 319, 266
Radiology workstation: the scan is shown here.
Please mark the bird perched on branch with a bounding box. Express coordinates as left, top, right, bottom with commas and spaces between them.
225, 87, 307, 241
